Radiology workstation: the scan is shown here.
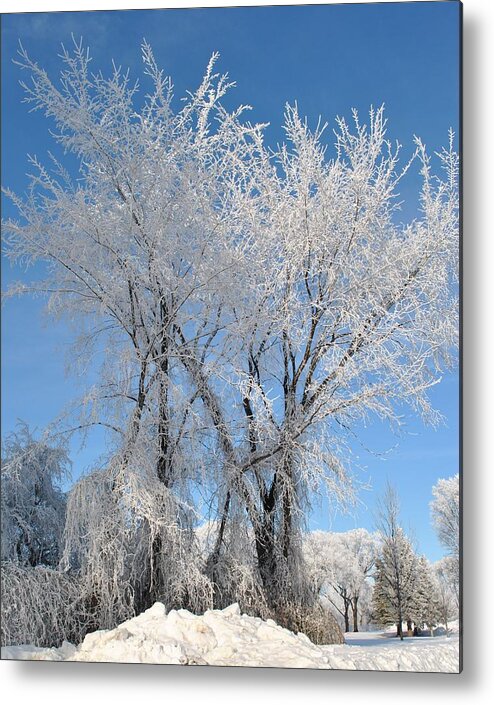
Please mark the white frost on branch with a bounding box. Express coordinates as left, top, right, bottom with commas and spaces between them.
1, 424, 70, 567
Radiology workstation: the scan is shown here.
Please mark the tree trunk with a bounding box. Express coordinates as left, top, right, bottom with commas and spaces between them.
254, 456, 299, 609
156, 300, 172, 486
255, 519, 278, 605
344, 611, 350, 634
352, 596, 359, 632
344, 599, 350, 633
397, 615, 403, 640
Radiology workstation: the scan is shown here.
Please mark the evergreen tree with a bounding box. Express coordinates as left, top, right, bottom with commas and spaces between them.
372, 526, 420, 639
411, 556, 442, 636
372, 483, 421, 639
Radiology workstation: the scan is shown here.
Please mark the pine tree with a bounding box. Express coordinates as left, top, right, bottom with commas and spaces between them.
372, 483, 421, 640
412, 557, 442, 636
372, 527, 420, 639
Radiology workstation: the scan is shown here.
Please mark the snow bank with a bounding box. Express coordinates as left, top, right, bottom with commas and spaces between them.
1, 602, 460, 672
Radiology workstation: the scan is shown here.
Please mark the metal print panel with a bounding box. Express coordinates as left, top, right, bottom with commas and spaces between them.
1, 1, 462, 673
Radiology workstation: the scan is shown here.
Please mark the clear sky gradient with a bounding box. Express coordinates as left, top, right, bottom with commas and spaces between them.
1, 1, 461, 562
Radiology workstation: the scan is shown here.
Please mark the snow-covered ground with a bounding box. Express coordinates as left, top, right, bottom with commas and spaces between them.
1, 602, 460, 673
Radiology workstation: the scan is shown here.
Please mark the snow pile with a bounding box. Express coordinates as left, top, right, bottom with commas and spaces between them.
1, 602, 460, 672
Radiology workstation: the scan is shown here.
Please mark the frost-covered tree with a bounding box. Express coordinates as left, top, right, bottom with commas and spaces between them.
372, 530, 419, 639
305, 529, 377, 632
3, 39, 458, 624
342, 530, 378, 631
430, 474, 459, 556
433, 556, 458, 633
430, 474, 460, 606
1, 562, 88, 648
1, 424, 70, 567
2, 40, 265, 619
187, 99, 459, 608
372, 483, 420, 639
411, 556, 442, 636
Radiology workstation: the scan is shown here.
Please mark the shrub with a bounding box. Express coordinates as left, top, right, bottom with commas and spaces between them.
1, 562, 88, 647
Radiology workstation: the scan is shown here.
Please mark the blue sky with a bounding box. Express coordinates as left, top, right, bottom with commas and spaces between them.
1, 2, 460, 562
